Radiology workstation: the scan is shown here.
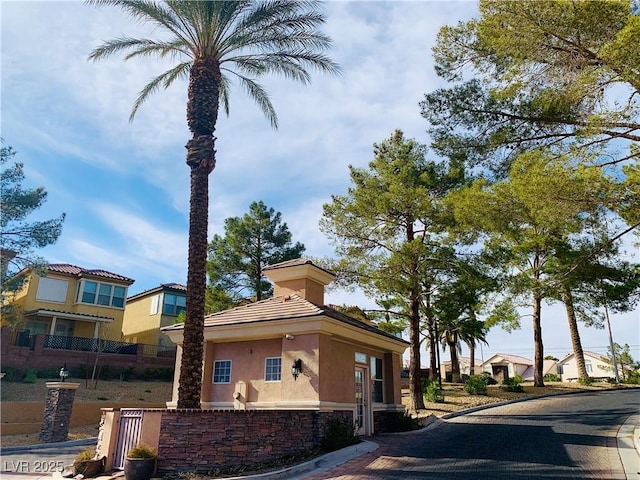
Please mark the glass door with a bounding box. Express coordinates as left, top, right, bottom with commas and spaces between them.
355, 367, 369, 435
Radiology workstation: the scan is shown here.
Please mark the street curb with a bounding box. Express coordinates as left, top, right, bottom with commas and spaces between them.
0, 437, 97, 454
215, 440, 379, 480
617, 412, 640, 480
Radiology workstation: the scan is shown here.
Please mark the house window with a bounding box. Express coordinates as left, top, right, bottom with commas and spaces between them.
213, 360, 232, 384
585, 360, 593, 373
36, 277, 69, 303
79, 281, 126, 308
265, 357, 282, 382
558, 364, 564, 375
371, 356, 384, 403
163, 293, 186, 315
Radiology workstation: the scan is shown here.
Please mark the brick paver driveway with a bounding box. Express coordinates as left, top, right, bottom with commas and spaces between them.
301, 389, 639, 480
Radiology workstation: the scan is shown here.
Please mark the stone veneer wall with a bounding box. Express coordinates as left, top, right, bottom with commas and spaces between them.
373, 410, 401, 434
157, 410, 353, 475
39, 383, 78, 443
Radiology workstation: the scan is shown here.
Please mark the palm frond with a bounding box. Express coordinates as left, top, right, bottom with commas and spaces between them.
218, 74, 232, 117
226, 71, 278, 129
129, 61, 191, 121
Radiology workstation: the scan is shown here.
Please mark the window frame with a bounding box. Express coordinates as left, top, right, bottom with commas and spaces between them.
264, 357, 282, 382
371, 356, 384, 403
162, 292, 186, 316
77, 280, 127, 309
213, 360, 232, 384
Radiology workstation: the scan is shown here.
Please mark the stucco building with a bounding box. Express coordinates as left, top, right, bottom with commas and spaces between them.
163, 258, 408, 436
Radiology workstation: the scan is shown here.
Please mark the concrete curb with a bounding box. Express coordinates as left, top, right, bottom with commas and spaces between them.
0, 437, 97, 454
216, 440, 379, 480
617, 412, 640, 480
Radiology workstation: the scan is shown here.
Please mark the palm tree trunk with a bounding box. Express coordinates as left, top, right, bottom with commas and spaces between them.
469, 342, 476, 375
178, 57, 220, 409
562, 287, 588, 380
449, 334, 461, 383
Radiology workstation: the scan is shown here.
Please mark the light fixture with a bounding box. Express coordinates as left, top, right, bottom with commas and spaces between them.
285, 334, 294, 341
59, 364, 69, 382
291, 359, 302, 381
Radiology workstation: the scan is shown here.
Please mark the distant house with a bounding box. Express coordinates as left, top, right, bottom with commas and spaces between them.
482, 353, 559, 382
163, 258, 408, 436
557, 351, 611, 382
4, 263, 134, 341
441, 356, 483, 381
122, 283, 186, 346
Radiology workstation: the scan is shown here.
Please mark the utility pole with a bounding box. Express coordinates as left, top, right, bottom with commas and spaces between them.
604, 305, 620, 383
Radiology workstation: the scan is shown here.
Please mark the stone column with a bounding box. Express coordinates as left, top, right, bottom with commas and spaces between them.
39, 382, 79, 443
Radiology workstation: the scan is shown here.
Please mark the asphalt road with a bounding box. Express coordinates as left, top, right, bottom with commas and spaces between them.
300, 389, 640, 480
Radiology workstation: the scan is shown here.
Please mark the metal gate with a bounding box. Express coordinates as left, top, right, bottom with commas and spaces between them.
113, 409, 144, 469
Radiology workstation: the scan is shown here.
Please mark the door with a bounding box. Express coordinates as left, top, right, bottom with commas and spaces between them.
355, 367, 370, 435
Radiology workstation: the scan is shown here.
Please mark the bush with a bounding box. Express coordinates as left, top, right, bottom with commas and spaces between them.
544, 373, 561, 382
379, 411, 421, 433
422, 379, 445, 403
500, 376, 524, 392
127, 445, 156, 459
624, 372, 640, 385
74, 448, 97, 464
481, 371, 497, 385
141, 367, 174, 381
320, 418, 359, 452
578, 375, 593, 386
1, 367, 24, 382
465, 375, 488, 395
22, 369, 37, 384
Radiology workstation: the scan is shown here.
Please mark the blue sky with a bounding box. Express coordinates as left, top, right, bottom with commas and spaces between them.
2, 1, 638, 363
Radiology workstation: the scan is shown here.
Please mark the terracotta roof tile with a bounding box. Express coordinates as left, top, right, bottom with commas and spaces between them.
47, 264, 134, 284
164, 293, 407, 345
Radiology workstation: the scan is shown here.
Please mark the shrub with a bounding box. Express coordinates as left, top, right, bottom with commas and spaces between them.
624, 372, 640, 385
544, 373, 561, 382
320, 418, 359, 452
127, 445, 156, 459
22, 369, 37, 384
500, 377, 524, 392
74, 448, 97, 464
578, 375, 593, 386
1, 367, 24, 382
481, 371, 497, 385
141, 367, 174, 381
379, 411, 421, 433
465, 375, 488, 395
422, 379, 445, 403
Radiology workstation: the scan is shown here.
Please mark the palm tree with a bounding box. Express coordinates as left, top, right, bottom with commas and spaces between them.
439, 315, 488, 383
88, 0, 339, 409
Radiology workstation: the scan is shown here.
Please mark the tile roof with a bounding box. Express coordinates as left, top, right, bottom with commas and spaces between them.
486, 353, 533, 365
263, 258, 335, 276
164, 293, 407, 344
127, 283, 186, 301
47, 264, 134, 284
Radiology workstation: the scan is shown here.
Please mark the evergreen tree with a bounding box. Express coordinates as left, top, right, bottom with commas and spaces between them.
1, 141, 65, 326
207, 201, 305, 304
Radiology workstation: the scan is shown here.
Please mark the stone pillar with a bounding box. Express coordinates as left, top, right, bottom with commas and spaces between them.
39, 381, 79, 443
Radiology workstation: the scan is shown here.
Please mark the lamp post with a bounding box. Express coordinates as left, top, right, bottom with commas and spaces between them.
59, 364, 69, 382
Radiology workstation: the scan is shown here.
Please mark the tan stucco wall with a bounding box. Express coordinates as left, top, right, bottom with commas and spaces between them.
123, 295, 177, 346
273, 278, 325, 305
11, 273, 127, 341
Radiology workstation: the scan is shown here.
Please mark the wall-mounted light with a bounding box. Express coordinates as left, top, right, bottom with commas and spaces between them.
59, 364, 69, 382
285, 334, 294, 341
291, 359, 302, 381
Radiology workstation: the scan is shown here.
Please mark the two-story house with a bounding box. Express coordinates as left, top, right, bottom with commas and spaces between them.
122, 283, 186, 346
7, 264, 134, 341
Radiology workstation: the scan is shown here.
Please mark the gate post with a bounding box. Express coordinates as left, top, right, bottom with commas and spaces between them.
39, 382, 79, 443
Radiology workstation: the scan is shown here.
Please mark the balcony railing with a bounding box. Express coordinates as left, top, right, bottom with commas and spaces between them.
12, 331, 176, 358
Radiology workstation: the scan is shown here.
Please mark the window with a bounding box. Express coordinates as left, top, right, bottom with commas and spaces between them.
371, 357, 384, 403
36, 277, 69, 303
163, 293, 186, 315
265, 357, 282, 382
78, 281, 126, 308
585, 360, 593, 373
213, 360, 232, 383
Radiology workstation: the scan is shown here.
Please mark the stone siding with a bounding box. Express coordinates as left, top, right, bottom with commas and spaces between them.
157, 409, 353, 475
